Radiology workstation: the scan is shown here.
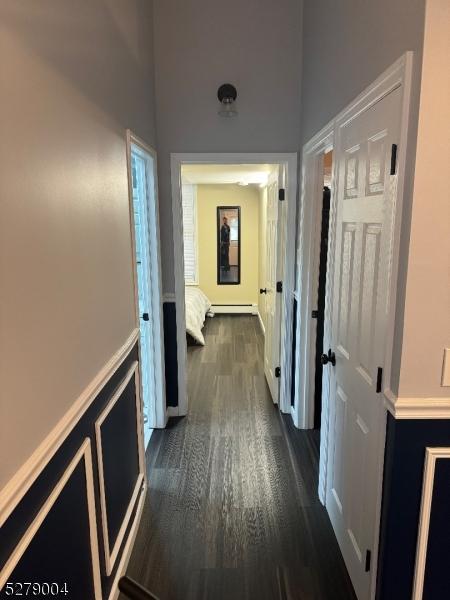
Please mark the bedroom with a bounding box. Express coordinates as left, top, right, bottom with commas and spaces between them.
180, 162, 288, 406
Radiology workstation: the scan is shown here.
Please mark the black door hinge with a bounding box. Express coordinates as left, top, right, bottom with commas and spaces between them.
390, 144, 398, 175
311, 310, 318, 319
365, 550, 372, 572
276, 281, 283, 293
278, 188, 285, 201
275, 366, 281, 378
376, 367, 383, 393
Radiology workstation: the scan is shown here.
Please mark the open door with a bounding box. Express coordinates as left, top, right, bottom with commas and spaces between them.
325, 86, 401, 599
263, 170, 284, 403
127, 133, 166, 447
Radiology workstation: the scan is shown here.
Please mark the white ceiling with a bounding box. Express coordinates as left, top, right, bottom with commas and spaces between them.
181, 164, 278, 187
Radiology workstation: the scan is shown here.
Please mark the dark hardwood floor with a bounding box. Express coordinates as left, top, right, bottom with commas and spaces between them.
122, 315, 356, 600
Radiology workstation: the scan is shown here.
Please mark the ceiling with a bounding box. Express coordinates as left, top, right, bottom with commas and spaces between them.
181, 164, 278, 187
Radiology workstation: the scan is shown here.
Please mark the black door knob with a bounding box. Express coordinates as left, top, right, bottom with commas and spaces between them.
321, 349, 336, 366
142, 313, 149, 321
260, 288, 267, 294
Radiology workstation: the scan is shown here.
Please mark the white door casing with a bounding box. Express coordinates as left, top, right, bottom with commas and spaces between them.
293, 131, 334, 431
127, 133, 167, 442
132, 150, 155, 447
264, 173, 282, 403
170, 153, 298, 417
325, 86, 402, 599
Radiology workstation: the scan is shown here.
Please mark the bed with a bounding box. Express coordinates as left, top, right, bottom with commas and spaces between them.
185, 286, 212, 345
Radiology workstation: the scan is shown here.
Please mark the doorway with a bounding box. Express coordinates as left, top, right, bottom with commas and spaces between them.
126, 132, 166, 448
313, 152, 332, 429
171, 154, 298, 414
325, 83, 403, 600
294, 54, 413, 599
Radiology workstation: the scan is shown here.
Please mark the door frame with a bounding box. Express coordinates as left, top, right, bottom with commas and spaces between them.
126, 130, 167, 430
292, 124, 335, 431
170, 152, 298, 416
294, 53, 413, 598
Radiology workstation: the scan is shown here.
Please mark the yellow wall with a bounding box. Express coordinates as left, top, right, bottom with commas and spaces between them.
197, 185, 259, 305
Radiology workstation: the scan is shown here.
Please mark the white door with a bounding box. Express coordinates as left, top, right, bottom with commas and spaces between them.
325, 87, 401, 599
264, 174, 282, 402
130, 143, 165, 448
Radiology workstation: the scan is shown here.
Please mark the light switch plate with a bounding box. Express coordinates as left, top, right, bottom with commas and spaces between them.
442, 348, 450, 387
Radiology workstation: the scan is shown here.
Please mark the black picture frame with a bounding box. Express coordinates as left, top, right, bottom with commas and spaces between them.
217, 206, 241, 285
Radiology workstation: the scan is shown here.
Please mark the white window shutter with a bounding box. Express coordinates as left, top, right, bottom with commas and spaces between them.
182, 184, 198, 284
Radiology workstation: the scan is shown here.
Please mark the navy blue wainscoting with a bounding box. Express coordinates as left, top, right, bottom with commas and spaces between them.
376, 415, 450, 600
291, 297, 297, 407
99, 375, 141, 558
0, 343, 144, 600
423, 456, 450, 598
2, 458, 97, 599
163, 301, 178, 407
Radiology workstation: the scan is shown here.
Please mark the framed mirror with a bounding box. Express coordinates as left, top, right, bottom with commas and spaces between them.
217, 206, 240, 284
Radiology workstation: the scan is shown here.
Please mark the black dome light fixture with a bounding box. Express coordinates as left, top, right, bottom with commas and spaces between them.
217, 83, 238, 117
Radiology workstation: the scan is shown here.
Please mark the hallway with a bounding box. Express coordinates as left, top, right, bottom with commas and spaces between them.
124, 315, 356, 599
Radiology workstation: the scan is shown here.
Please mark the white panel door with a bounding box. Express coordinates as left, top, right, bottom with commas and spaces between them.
131, 146, 165, 447
264, 177, 282, 403
325, 87, 401, 599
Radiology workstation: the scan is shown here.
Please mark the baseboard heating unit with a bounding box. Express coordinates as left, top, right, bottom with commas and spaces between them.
211, 304, 258, 315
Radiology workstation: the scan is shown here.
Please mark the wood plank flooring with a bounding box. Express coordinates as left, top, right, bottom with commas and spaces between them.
122, 315, 356, 600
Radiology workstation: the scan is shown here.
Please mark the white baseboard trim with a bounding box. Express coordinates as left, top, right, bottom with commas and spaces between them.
257, 311, 266, 336
211, 304, 258, 315
384, 388, 450, 419
163, 292, 176, 303
108, 484, 147, 600
166, 406, 180, 418
0, 328, 140, 527
290, 403, 301, 429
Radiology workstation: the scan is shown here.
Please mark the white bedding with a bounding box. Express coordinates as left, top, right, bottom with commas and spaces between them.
185, 286, 212, 345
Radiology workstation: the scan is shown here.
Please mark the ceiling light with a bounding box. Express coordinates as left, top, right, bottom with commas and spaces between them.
217, 83, 238, 118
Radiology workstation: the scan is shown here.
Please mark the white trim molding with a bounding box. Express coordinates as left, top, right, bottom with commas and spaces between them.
95, 362, 145, 576
384, 389, 450, 419
0, 329, 139, 527
257, 311, 266, 336
166, 406, 180, 418
412, 447, 450, 600
0, 439, 102, 599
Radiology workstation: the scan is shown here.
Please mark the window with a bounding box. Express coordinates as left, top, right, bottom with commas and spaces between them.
182, 183, 198, 284
229, 216, 239, 241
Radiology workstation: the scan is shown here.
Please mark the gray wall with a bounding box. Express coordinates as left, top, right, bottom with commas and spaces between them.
153, 0, 303, 292
300, 0, 426, 395
300, 0, 426, 144
0, 0, 156, 489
